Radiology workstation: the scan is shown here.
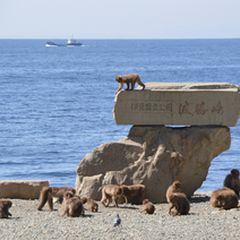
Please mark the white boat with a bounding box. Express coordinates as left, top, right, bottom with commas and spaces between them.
66, 38, 82, 47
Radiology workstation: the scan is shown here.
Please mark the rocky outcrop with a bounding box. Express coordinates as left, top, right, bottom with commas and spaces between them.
0, 180, 49, 199
76, 125, 230, 203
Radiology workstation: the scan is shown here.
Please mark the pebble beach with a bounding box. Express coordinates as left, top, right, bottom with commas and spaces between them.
0, 193, 239, 240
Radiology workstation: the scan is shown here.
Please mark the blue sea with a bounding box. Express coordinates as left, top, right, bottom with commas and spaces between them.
0, 39, 239, 192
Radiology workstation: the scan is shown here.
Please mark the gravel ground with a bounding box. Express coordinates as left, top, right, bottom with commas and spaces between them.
0, 194, 239, 240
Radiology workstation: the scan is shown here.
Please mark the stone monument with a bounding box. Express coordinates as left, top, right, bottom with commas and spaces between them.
76, 82, 240, 202
114, 82, 240, 126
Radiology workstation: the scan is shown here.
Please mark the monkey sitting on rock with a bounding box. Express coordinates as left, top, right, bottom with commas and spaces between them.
166, 180, 190, 216
0, 200, 12, 218
115, 73, 145, 94
37, 186, 76, 211
223, 169, 240, 197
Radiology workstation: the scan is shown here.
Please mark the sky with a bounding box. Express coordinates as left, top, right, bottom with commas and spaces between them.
0, 0, 239, 39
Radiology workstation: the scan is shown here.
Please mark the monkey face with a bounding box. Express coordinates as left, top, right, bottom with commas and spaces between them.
64, 191, 74, 200
142, 199, 150, 205
80, 197, 88, 204
115, 76, 122, 82
231, 169, 239, 177
173, 180, 181, 188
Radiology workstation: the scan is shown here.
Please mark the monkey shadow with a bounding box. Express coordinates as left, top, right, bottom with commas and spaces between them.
3, 216, 21, 220
190, 195, 210, 204
119, 205, 139, 210
104, 205, 138, 210
38, 209, 58, 212
82, 214, 94, 218
187, 212, 197, 216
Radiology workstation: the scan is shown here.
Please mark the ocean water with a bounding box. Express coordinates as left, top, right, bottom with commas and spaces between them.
0, 39, 239, 192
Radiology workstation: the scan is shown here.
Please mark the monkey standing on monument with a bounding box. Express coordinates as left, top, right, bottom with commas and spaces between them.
115, 73, 145, 94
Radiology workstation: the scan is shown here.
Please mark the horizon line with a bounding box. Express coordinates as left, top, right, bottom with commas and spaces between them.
0, 37, 240, 40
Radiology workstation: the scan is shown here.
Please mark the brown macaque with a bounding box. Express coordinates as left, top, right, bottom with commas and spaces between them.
37, 186, 76, 211
0, 200, 12, 218
62, 191, 84, 217
80, 197, 98, 212
121, 184, 146, 205
101, 184, 127, 208
115, 73, 145, 94
210, 187, 238, 210
223, 169, 240, 197
141, 199, 155, 215
168, 193, 190, 216
166, 180, 183, 203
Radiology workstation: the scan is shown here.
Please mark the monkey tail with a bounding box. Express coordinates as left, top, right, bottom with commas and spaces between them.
136, 76, 145, 90
37, 187, 52, 211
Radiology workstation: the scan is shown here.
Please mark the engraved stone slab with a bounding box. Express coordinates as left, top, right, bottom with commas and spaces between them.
113, 83, 240, 126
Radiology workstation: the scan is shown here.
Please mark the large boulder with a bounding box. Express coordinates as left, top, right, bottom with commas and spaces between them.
76, 125, 230, 202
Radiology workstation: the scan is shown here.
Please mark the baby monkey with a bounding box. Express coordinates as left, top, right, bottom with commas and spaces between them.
80, 196, 98, 212
0, 200, 12, 218
141, 199, 155, 215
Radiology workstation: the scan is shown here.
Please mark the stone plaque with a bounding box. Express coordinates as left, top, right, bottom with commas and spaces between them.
113, 83, 240, 126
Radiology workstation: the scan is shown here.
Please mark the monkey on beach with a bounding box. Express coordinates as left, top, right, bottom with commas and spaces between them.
37, 186, 76, 211
223, 169, 240, 197
0, 200, 12, 218
61, 191, 84, 217
141, 199, 155, 214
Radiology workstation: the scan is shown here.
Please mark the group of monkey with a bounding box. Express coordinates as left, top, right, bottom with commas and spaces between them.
166, 169, 240, 216
0, 169, 239, 219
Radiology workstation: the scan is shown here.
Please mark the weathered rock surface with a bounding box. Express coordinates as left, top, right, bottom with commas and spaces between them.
76, 125, 230, 202
0, 180, 49, 199
114, 82, 240, 126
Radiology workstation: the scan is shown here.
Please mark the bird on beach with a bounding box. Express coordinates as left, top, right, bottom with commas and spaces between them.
113, 214, 121, 227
